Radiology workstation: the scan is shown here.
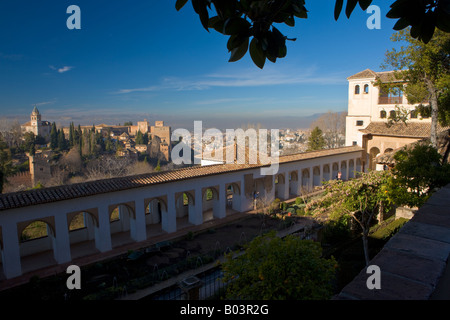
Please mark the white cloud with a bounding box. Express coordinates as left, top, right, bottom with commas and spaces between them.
114, 66, 346, 94
34, 99, 57, 107
49, 65, 74, 73
58, 66, 74, 73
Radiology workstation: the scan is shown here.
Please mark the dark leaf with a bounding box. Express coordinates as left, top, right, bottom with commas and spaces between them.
419, 12, 436, 44
285, 16, 295, 27
192, 0, 209, 31
435, 6, 450, 32
223, 17, 251, 35
358, 0, 372, 10
334, 0, 344, 20
229, 37, 249, 62
175, 0, 189, 11
345, 0, 358, 18
249, 38, 266, 69
209, 16, 225, 34
393, 17, 410, 31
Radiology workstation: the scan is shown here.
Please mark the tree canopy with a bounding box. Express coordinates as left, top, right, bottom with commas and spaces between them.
221, 231, 337, 299
176, 0, 450, 68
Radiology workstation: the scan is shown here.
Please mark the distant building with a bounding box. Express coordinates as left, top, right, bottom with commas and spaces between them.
150, 121, 171, 161
21, 106, 51, 141
129, 119, 150, 136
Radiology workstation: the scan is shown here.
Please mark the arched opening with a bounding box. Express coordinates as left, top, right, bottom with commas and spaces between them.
202, 187, 220, 222
323, 164, 331, 182
369, 147, 381, 171
275, 173, 287, 200
253, 179, 267, 210
301, 168, 311, 194
356, 158, 362, 174
175, 192, 195, 230
340, 161, 347, 180
355, 85, 360, 95
332, 163, 339, 180
226, 183, 241, 213
67, 211, 99, 260
364, 84, 369, 94
289, 171, 299, 197
19, 220, 57, 274
384, 148, 394, 154
145, 198, 166, 238
313, 166, 321, 187
109, 203, 135, 248
348, 159, 355, 179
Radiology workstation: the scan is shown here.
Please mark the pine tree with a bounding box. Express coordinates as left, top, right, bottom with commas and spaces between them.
307, 127, 326, 151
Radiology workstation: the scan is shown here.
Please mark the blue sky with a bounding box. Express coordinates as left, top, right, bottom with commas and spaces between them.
0, 0, 399, 129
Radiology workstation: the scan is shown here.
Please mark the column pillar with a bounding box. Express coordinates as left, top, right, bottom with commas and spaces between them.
95, 205, 112, 252
309, 167, 313, 191
163, 192, 177, 233
130, 200, 147, 242
1, 222, 22, 279
53, 213, 71, 264
214, 184, 227, 219
282, 173, 289, 200
191, 188, 203, 225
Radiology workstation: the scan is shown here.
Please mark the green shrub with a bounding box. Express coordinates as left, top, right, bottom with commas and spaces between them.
295, 197, 304, 205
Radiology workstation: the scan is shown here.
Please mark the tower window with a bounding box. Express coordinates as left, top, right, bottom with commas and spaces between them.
364, 84, 369, 94
356, 120, 364, 126
352, 141, 358, 146
380, 110, 387, 118
355, 85, 360, 95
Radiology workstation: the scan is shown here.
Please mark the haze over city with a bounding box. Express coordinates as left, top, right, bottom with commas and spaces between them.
0, 1, 398, 130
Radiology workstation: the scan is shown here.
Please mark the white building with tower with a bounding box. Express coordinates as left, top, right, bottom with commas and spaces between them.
20, 106, 52, 141
344, 68, 448, 170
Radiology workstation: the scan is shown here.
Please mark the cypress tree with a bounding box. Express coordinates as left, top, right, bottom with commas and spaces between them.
50, 122, 58, 150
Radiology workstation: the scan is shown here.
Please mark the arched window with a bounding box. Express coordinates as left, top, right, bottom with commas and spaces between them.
389, 110, 397, 119
364, 84, 369, 94
410, 110, 418, 119
380, 110, 387, 119
355, 85, 360, 95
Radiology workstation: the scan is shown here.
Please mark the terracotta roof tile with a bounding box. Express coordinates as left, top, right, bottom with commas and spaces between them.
360, 122, 450, 138
348, 69, 404, 83
0, 146, 363, 211
377, 129, 450, 165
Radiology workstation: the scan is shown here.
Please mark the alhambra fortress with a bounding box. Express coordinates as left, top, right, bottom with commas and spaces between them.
1, 69, 449, 299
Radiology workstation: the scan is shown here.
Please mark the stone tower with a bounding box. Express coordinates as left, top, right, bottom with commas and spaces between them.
30, 106, 42, 136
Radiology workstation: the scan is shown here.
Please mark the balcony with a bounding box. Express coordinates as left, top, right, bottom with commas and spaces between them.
378, 96, 403, 105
